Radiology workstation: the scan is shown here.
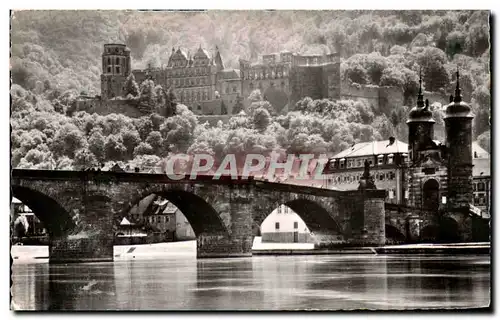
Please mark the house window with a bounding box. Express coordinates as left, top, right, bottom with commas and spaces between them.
388, 155, 394, 164
275, 222, 280, 230
389, 189, 394, 199
377, 155, 384, 165
115, 66, 121, 74
404, 189, 409, 199
478, 182, 485, 191
107, 66, 111, 73
294, 222, 298, 229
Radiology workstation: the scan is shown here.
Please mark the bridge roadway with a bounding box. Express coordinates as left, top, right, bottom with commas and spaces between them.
11, 169, 387, 263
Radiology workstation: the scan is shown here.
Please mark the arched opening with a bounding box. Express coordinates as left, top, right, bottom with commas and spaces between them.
118, 190, 228, 246
259, 204, 313, 244
264, 86, 288, 113
385, 224, 406, 244
420, 225, 439, 243
423, 179, 440, 211
256, 199, 343, 247
11, 186, 74, 239
439, 217, 460, 243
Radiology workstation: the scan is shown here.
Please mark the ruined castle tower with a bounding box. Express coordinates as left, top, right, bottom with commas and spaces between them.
444, 69, 474, 214
100, 44, 131, 100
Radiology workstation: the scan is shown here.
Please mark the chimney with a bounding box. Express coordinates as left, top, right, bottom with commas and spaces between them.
388, 137, 396, 146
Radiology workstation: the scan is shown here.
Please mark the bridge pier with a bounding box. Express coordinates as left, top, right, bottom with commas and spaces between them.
347, 190, 386, 246
50, 236, 114, 263
197, 187, 254, 258
49, 192, 115, 264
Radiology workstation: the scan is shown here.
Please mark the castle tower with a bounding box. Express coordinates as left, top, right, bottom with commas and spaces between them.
444, 69, 474, 214
101, 43, 131, 99
406, 71, 435, 164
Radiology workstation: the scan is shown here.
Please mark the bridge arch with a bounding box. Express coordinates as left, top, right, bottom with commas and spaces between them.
11, 186, 75, 237
118, 186, 230, 237
385, 224, 406, 244
254, 197, 344, 243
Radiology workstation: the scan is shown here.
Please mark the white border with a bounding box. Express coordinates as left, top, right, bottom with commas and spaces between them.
2, 2, 498, 319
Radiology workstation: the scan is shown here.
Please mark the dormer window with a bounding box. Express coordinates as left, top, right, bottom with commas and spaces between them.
339, 158, 345, 169
388, 154, 394, 164
377, 155, 384, 165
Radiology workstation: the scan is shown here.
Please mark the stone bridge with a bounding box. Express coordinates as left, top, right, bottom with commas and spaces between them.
11, 169, 387, 263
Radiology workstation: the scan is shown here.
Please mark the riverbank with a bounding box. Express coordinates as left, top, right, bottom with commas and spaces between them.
10, 238, 490, 263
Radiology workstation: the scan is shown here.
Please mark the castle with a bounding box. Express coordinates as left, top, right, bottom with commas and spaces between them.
99, 43, 340, 115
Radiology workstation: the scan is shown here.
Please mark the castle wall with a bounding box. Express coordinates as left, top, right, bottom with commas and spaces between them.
76, 98, 148, 118
290, 66, 324, 105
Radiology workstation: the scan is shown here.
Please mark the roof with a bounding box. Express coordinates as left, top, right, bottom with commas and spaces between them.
473, 158, 490, 177
12, 197, 22, 204
175, 48, 188, 60
219, 69, 241, 79
332, 139, 409, 159
120, 217, 133, 225
194, 47, 211, 59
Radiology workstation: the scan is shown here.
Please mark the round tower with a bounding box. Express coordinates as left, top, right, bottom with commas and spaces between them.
444, 69, 474, 213
406, 72, 435, 164
101, 43, 131, 99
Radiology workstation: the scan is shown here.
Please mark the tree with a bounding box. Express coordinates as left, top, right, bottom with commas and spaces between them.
133, 142, 155, 156
50, 123, 86, 158
139, 79, 156, 107
124, 73, 139, 97
88, 130, 106, 162
74, 149, 98, 169
104, 134, 127, 161
365, 52, 388, 85
146, 131, 164, 152
417, 47, 450, 92
346, 64, 368, 85
253, 107, 271, 132
121, 129, 141, 158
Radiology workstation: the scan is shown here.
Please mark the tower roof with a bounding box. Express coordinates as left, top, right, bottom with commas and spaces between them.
445, 68, 473, 119
407, 69, 434, 124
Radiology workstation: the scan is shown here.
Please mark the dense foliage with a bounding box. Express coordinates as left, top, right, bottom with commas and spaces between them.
10, 10, 491, 170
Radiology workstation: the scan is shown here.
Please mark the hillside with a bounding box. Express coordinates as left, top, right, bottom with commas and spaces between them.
9, 10, 491, 171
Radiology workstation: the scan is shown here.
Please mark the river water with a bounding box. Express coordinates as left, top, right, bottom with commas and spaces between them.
11, 254, 490, 311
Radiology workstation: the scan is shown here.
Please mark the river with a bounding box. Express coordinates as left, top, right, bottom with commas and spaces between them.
11, 253, 490, 310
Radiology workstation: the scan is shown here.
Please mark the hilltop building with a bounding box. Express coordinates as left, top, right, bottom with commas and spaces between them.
98, 43, 340, 115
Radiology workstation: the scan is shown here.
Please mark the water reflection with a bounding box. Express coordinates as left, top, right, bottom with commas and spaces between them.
11, 255, 490, 310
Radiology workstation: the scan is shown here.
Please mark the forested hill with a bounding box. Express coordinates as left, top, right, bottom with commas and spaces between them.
10, 11, 491, 171
11, 10, 490, 94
